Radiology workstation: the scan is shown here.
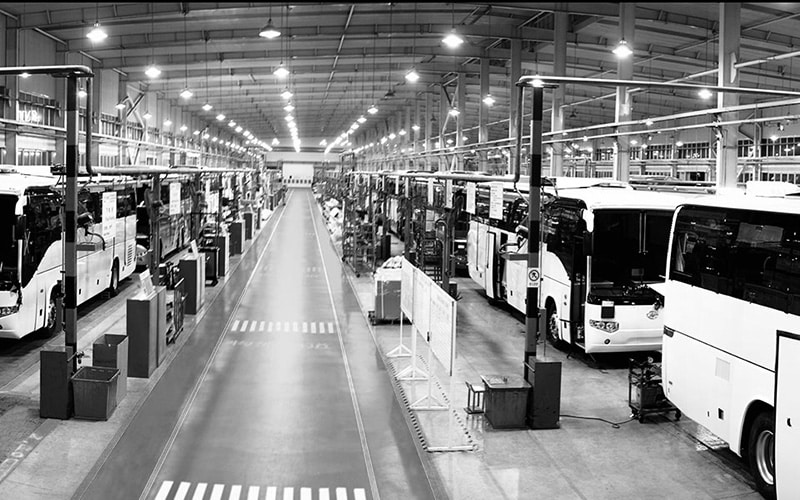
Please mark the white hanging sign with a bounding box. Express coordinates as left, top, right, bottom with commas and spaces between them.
101, 191, 116, 240
169, 183, 181, 216
404, 177, 410, 197
466, 183, 476, 214
394, 177, 399, 195
445, 180, 453, 209
489, 182, 504, 220
427, 178, 434, 206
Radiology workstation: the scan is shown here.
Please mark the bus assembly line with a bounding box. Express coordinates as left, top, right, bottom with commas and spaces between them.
2, 4, 800, 499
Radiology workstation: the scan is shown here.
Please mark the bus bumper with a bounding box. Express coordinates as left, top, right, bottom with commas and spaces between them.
0, 313, 25, 339
584, 328, 663, 354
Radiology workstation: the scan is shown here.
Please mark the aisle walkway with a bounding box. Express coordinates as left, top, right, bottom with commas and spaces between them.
76, 189, 435, 500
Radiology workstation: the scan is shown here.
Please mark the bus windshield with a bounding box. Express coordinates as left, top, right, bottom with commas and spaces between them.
0, 195, 18, 286
592, 209, 674, 288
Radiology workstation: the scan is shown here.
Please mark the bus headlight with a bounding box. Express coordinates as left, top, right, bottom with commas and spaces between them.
0, 304, 20, 318
589, 319, 619, 333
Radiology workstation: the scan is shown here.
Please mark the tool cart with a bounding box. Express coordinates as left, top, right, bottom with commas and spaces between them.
628, 357, 681, 423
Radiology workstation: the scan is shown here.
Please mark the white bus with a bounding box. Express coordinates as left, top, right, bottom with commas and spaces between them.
533, 184, 698, 353
0, 169, 138, 339
661, 195, 800, 499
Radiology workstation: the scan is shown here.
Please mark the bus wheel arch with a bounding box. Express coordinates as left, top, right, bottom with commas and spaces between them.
743, 402, 776, 500
108, 259, 120, 297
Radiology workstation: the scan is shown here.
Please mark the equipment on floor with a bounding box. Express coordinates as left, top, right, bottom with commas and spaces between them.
627, 357, 681, 423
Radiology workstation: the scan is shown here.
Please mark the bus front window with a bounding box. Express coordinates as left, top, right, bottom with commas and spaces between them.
592, 210, 641, 287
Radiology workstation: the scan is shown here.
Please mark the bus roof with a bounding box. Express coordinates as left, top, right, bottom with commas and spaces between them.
678, 193, 800, 215
554, 185, 703, 211
0, 169, 58, 196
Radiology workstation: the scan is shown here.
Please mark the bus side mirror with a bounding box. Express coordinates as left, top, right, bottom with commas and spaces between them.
15, 215, 26, 239
77, 212, 94, 228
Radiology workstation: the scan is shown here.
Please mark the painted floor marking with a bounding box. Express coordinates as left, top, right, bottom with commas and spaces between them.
247, 486, 260, 500
191, 483, 207, 500
303, 322, 308, 333
311, 322, 317, 334
240, 321, 249, 332
154, 480, 173, 500
174, 482, 191, 500
152, 482, 366, 500
231, 320, 240, 332
268, 322, 273, 332
250, 322, 257, 332
259, 321, 265, 331
231, 320, 334, 334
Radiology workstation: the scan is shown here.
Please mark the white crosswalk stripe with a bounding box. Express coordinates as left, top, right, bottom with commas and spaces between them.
229, 485, 242, 500
328, 322, 335, 334
303, 322, 308, 333
293, 322, 298, 332
154, 481, 366, 500
311, 322, 317, 334
250, 322, 257, 332
154, 480, 173, 500
268, 321, 273, 332
259, 321, 265, 331
174, 482, 191, 500
231, 320, 240, 332
284, 322, 290, 332
192, 483, 208, 500
209, 484, 225, 500
240, 321, 249, 332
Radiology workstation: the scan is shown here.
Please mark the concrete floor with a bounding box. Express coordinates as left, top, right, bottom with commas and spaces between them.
0, 187, 766, 500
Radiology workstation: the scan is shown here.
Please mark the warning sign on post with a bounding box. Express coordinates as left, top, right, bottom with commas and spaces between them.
527, 267, 540, 288
489, 182, 503, 220
466, 183, 476, 214
169, 183, 181, 216
101, 191, 116, 241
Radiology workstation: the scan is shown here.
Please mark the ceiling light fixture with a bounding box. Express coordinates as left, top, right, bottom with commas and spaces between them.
449, 107, 460, 117
145, 65, 161, 79
284, 103, 294, 112
259, 5, 281, 40
163, 119, 173, 127
87, 22, 108, 42
202, 103, 213, 112
368, 104, 378, 115
405, 68, 420, 83
357, 115, 367, 124
180, 124, 188, 132
645, 119, 654, 126
179, 12, 192, 100
115, 100, 126, 110
143, 111, 152, 120
179, 88, 193, 100
412, 124, 420, 132
698, 88, 713, 100
78, 88, 88, 99
612, 39, 633, 58
274, 63, 289, 78
483, 93, 495, 106
280, 88, 293, 100
442, 30, 463, 49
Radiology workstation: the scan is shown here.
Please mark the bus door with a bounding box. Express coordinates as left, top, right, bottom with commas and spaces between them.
485, 231, 497, 299
776, 330, 800, 498
475, 222, 488, 289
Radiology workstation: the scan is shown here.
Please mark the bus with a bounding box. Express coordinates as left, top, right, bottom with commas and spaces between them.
661, 194, 800, 499
135, 176, 195, 268
0, 168, 138, 339
468, 177, 698, 353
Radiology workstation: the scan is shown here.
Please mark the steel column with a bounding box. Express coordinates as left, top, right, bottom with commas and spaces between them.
65, 76, 79, 372
716, 2, 741, 188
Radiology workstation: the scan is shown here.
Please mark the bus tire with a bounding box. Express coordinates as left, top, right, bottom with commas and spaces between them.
545, 299, 561, 346
108, 262, 120, 297
747, 411, 776, 500
42, 289, 59, 337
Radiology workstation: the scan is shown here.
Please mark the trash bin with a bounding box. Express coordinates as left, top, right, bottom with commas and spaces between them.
92, 334, 128, 405
482, 374, 530, 429
72, 366, 119, 421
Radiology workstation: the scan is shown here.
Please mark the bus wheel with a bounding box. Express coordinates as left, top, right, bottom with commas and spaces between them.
546, 301, 560, 345
108, 263, 120, 297
42, 290, 59, 337
747, 411, 776, 500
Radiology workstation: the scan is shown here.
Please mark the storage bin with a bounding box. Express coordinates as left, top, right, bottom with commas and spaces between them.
72, 366, 119, 421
